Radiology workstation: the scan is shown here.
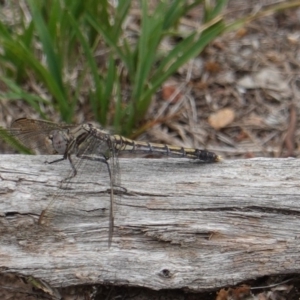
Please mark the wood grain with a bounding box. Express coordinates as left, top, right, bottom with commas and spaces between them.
0, 155, 299, 291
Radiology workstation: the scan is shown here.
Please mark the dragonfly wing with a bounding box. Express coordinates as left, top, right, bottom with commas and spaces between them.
39, 133, 115, 246
76, 134, 121, 247
8, 118, 75, 154
90, 137, 120, 247
79, 135, 119, 247
106, 143, 121, 247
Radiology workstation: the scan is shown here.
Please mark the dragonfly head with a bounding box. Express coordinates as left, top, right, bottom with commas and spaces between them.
49, 130, 70, 154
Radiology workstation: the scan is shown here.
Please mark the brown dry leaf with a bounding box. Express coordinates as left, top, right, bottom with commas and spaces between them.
216, 288, 229, 300
191, 80, 208, 90
208, 108, 235, 130
265, 51, 284, 63
230, 285, 252, 300
215, 285, 252, 300
287, 33, 300, 45
235, 130, 249, 142
161, 84, 182, 103
205, 60, 222, 74
235, 27, 248, 38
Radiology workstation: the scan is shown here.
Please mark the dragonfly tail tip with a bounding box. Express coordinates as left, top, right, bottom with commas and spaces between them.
216, 155, 222, 162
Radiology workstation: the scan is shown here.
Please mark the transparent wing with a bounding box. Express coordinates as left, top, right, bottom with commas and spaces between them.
39, 133, 118, 247
8, 118, 75, 154
106, 139, 121, 247
39, 160, 112, 246
78, 135, 122, 247
76, 131, 122, 246
3, 118, 121, 246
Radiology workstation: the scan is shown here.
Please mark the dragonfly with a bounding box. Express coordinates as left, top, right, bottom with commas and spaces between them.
5, 118, 221, 246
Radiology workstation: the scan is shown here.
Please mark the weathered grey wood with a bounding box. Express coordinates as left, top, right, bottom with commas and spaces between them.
0, 154, 300, 291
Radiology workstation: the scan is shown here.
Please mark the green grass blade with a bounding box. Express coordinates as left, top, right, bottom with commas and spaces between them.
0, 127, 32, 154
86, 13, 131, 71
27, 0, 64, 92
15, 21, 35, 82
204, 0, 228, 22
1, 38, 68, 111
131, 1, 162, 99
137, 20, 225, 120
0, 77, 50, 119
162, 0, 186, 29
102, 54, 117, 124
112, 0, 131, 38
67, 11, 107, 124
27, 0, 71, 121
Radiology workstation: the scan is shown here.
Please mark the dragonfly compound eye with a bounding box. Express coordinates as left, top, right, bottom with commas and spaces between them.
51, 130, 69, 154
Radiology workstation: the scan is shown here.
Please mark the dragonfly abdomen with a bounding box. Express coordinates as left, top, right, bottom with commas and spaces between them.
113, 135, 220, 162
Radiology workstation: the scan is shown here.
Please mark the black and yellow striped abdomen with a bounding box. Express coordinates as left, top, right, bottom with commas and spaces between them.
111, 135, 220, 162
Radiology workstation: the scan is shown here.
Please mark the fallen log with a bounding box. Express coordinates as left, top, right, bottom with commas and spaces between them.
0, 155, 299, 292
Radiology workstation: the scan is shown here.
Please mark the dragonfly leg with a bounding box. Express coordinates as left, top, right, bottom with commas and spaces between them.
45, 157, 65, 165
66, 153, 77, 178
46, 154, 77, 179
78, 155, 111, 179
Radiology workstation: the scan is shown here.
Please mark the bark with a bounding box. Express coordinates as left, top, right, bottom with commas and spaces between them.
0, 155, 299, 291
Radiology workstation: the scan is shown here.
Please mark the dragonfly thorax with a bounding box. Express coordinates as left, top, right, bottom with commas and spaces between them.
82, 123, 109, 140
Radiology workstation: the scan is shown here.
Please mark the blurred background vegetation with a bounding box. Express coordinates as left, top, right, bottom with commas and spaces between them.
0, 0, 298, 139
